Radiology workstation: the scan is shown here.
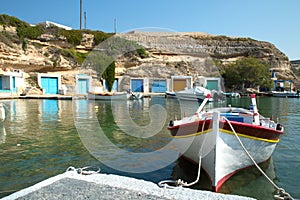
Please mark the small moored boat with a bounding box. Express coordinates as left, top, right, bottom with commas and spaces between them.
88, 92, 128, 100
168, 94, 284, 192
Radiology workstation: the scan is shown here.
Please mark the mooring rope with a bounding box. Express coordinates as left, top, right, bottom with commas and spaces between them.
224, 117, 294, 200
66, 166, 101, 175
158, 118, 207, 188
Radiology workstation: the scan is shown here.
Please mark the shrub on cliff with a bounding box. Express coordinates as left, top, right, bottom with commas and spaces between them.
59, 30, 83, 46
0, 14, 28, 28
83, 30, 112, 46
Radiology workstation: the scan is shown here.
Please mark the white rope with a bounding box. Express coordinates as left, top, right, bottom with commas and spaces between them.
158, 118, 206, 188
66, 166, 101, 175
224, 117, 294, 200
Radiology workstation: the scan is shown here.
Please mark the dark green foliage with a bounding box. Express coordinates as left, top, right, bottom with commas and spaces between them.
0, 14, 29, 28
22, 39, 27, 51
83, 30, 112, 46
136, 48, 148, 58
17, 25, 43, 39
102, 61, 115, 92
59, 30, 82, 46
222, 57, 273, 90
62, 48, 88, 64
0, 14, 42, 40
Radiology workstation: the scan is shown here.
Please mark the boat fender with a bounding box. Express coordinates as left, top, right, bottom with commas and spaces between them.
276, 123, 283, 131
169, 120, 174, 127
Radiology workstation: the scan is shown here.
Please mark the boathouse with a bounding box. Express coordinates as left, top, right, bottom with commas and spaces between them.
75, 74, 92, 94
169, 76, 193, 92
0, 68, 25, 95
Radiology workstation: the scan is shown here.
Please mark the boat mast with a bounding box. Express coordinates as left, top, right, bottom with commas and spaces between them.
250, 94, 260, 125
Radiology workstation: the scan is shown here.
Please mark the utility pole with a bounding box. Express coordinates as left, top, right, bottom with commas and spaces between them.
114, 18, 117, 34
84, 11, 87, 30
80, 0, 82, 30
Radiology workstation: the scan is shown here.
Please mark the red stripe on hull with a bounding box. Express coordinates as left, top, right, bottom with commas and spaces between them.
169, 119, 283, 140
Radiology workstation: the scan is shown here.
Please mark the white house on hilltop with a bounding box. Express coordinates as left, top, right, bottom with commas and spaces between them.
31, 21, 72, 30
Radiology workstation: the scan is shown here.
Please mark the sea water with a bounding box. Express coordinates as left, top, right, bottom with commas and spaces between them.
0, 97, 299, 199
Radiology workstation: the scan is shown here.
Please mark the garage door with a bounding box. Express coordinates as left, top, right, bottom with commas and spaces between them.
78, 79, 89, 94
173, 79, 186, 92
41, 77, 58, 94
206, 80, 219, 91
131, 79, 144, 92
151, 80, 167, 93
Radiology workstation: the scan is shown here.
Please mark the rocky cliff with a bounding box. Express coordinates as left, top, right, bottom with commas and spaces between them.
0, 15, 296, 81
117, 31, 295, 80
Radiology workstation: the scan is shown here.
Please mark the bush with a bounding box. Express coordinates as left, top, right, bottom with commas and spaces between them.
0, 14, 29, 28
59, 30, 83, 46
62, 48, 88, 64
136, 48, 148, 58
17, 25, 43, 39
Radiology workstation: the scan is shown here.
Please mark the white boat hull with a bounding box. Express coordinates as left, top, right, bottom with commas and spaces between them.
272, 91, 299, 98
88, 92, 128, 100
174, 127, 277, 191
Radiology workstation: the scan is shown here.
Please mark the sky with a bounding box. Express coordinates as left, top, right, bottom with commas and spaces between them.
0, 0, 299, 60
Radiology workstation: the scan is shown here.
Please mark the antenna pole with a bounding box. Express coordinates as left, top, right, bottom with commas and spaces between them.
80, 0, 82, 30
84, 11, 86, 30
114, 18, 117, 34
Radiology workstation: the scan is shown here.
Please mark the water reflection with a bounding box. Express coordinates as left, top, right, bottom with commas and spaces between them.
73, 97, 182, 173
0, 124, 6, 144
0, 97, 299, 199
171, 157, 277, 199
40, 100, 59, 121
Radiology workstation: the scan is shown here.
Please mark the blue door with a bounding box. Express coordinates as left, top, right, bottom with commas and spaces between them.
131, 79, 143, 92
41, 77, 58, 94
78, 79, 88, 94
151, 80, 167, 93
0, 76, 2, 90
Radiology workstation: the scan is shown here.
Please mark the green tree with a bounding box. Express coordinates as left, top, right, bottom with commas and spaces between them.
222, 57, 273, 90
102, 61, 115, 92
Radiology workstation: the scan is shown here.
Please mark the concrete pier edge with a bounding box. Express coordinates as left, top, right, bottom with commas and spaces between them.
1, 171, 255, 200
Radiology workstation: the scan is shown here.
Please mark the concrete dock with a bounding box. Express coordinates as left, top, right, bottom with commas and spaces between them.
2, 170, 255, 200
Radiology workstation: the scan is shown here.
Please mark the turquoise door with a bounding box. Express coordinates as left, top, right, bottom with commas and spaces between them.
41, 77, 58, 94
206, 80, 219, 91
0, 76, 2, 90
78, 79, 88, 94
131, 79, 143, 92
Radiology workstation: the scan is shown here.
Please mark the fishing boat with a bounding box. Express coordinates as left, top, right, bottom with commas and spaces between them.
271, 90, 300, 98
165, 91, 176, 98
175, 86, 213, 102
168, 94, 284, 192
88, 92, 128, 100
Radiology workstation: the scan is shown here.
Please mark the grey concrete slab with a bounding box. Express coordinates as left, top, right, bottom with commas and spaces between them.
2, 171, 255, 200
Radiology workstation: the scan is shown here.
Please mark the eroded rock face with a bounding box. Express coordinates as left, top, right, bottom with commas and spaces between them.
0, 25, 295, 80
117, 32, 294, 79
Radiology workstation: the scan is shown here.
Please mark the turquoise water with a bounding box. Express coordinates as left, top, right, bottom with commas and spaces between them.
0, 97, 299, 199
